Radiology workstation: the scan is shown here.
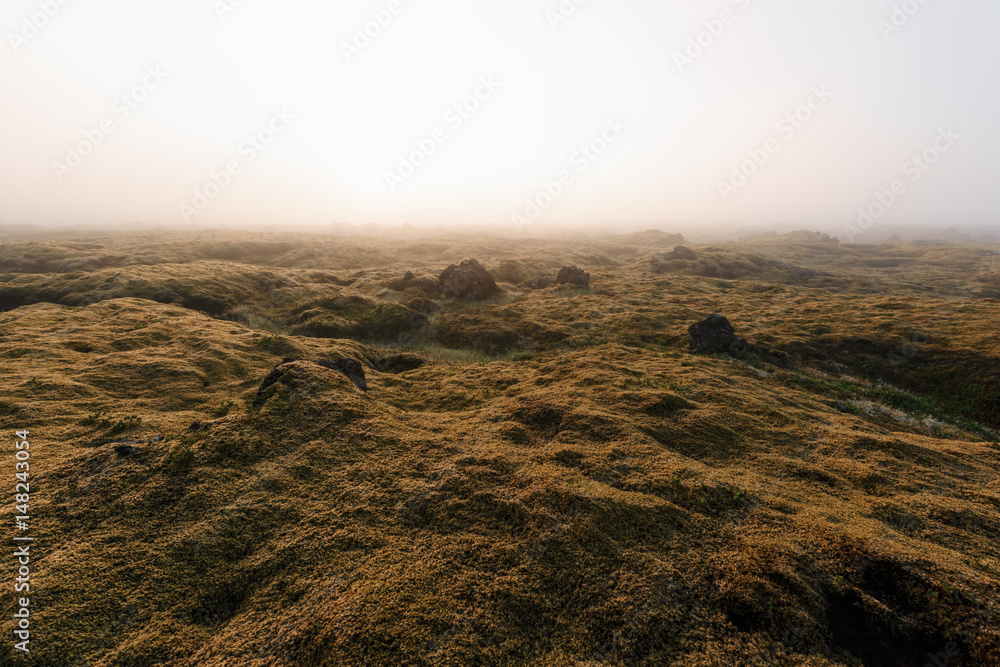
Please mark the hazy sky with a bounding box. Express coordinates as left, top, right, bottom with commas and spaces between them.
1, 0, 998, 233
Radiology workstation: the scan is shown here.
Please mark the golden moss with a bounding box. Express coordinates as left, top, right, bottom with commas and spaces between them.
0, 231, 998, 665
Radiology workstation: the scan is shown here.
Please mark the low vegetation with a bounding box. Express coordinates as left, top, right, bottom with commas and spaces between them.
0, 229, 998, 665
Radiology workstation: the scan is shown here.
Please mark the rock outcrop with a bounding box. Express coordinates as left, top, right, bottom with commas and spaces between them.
688, 314, 789, 367
439, 259, 501, 300
556, 266, 590, 287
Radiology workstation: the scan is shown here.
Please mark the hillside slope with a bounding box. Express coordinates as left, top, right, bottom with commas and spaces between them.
1, 231, 998, 666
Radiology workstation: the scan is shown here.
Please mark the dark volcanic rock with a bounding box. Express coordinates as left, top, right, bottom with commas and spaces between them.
519, 275, 551, 290
688, 314, 742, 355
114, 445, 139, 457
439, 259, 501, 300
688, 314, 789, 367
556, 266, 590, 287
315, 358, 367, 391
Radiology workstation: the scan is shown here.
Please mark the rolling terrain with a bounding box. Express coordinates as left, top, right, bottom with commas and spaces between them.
1, 229, 998, 666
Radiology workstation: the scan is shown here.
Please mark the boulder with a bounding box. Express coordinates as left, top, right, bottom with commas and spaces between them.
688, 314, 789, 367
439, 259, 501, 300
688, 314, 743, 355
556, 266, 590, 287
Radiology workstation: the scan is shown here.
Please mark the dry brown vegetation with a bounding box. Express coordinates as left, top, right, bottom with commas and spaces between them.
1, 229, 998, 666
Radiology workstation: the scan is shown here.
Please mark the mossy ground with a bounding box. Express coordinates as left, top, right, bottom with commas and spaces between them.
0, 230, 998, 666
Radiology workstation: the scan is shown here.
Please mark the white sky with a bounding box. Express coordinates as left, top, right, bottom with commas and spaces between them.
1, 0, 998, 232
